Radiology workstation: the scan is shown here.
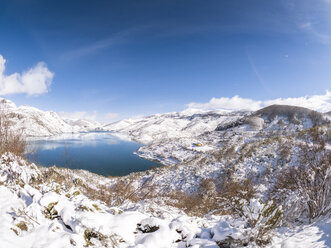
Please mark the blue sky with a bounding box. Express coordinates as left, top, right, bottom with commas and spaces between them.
0, 0, 331, 122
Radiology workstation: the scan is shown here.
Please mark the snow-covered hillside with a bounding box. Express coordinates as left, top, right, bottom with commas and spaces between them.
0, 149, 330, 248
0, 98, 102, 136
104, 110, 249, 143
133, 105, 330, 188
105, 105, 330, 144
64, 118, 104, 132
104, 105, 331, 247
0, 102, 330, 247
216, 104, 327, 131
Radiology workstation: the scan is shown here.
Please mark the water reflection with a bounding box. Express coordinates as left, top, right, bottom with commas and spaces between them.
26, 132, 157, 176
26, 132, 120, 152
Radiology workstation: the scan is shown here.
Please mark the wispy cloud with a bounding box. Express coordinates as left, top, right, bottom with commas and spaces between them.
186, 90, 331, 113
60, 26, 151, 61
60, 37, 119, 61
299, 21, 331, 44
0, 55, 53, 96
245, 48, 271, 94
286, 0, 331, 45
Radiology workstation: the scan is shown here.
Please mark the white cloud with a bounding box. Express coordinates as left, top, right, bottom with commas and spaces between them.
58, 111, 97, 121
300, 22, 313, 30
0, 55, 54, 96
187, 95, 263, 111
186, 91, 331, 113
264, 91, 331, 113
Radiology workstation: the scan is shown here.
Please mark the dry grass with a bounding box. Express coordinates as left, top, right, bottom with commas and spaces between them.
16, 221, 28, 231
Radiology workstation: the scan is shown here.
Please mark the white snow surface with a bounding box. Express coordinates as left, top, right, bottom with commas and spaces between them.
104, 110, 248, 144
0, 102, 330, 247
0, 152, 329, 247
0, 98, 102, 136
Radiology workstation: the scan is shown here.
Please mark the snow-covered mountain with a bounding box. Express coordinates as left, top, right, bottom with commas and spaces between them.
0, 102, 330, 247
216, 104, 328, 132
63, 118, 104, 132
131, 105, 330, 165
104, 110, 249, 143
0, 98, 102, 136
0, 103, 330, 247
105, 105, 330, 144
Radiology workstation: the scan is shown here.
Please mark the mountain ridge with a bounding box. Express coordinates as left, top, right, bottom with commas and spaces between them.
0, 97, 102, 136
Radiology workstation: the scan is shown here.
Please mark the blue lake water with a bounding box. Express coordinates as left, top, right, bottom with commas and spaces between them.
25, 132, 158, 176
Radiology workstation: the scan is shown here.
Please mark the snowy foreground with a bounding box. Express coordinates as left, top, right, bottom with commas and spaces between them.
0, 103, 330, 247
0, 153, 330, 248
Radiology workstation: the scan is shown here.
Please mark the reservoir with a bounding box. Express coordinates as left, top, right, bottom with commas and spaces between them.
26, 132, 158, 176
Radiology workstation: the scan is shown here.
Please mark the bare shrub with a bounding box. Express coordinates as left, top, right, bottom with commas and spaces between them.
167, 177, 282, 246
326, 124, 331, 142
211, 143, 236, 162
241, 199, 283, 246
165, 178, 218, 217
217, 177, 256, 217
277, 138, 293, 167
0, 108, 26, 156
309, 110, 324, 126
42, 167, 73, 187
216, 177, 282, 246
76, 177, 156, 207
199, 178, 217, 198
108, 180, 140, 205
273, 127, 331, 222
166, 177, 256, 217
166, 190, 215, 217
109, 178, 157, 206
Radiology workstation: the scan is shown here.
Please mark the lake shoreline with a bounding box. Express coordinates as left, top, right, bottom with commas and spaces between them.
24, 131, 160, 177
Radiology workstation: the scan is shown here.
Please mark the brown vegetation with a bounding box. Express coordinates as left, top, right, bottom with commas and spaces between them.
273, 126, 331, 222
166, 176, 256, 217
0, 108, 26, 156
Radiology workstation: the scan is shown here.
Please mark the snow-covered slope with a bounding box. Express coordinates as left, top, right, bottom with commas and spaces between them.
0, 151, 330, 248
0, 102, 330, 247
105, 105, 330, 145
216, 104, 328, 132
63, 118, 103, 132
104, 110, 249, 143
326, 111, 331, 121
133, 105, 330, 173
0, 153, 210, 248
0, 98, 102, 136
